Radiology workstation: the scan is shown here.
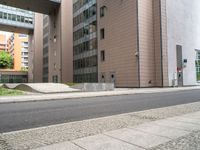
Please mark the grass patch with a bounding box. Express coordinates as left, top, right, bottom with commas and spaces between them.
0, 87, 23, 96
197, 73, 200, 81
66, 82, 77, 87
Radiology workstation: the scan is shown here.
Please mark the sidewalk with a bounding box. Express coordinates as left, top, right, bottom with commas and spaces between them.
0, 86, 200, 104
1, 101, 200, 150
33, 111, 200, 150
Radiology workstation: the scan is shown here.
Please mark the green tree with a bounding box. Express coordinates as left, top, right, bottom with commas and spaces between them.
0, 51, 13, 69
21, 67, 28, 72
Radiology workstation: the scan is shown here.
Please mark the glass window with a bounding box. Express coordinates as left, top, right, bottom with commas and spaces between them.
196, 50, 200, 82
8, 14, 12, 20
24, 17, 29, 23
100, 6, 106, 17
0, 12, 3, 18
21, 16, 24, 22
101, 50, 105, 62
3, 13, 7, 19
12, 14, 16, 21
100, 28, 105, 39
28, 18, 33, 24
17, 15, 21, 22
52, 75, 58, 83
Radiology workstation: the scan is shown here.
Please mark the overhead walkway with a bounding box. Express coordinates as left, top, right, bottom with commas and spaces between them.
0, 0, 61, 33
0, 0, 61, 14
0, 4, 34, 34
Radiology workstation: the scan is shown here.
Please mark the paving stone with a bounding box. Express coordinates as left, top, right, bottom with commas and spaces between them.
73, 134, 144, 150
153, 119, 200, 131
32, 141, 83, 150
130, 124, 189, 139
150, 130, 200, 150
105, 128, 170, 149
0, 136, 12, 150
132, 101, 200, 120
182, 112, 200, 119
34, 142, 84, 150
168, 116, 200, 125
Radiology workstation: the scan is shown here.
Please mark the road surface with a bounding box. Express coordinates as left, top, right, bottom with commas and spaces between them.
0, 89, 200, 133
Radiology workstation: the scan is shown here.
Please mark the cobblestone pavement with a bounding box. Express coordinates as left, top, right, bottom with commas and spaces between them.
150, 131, 200, 150
1, 101, 200, 150
0, 136, 12, 150
34, 111, 200, 150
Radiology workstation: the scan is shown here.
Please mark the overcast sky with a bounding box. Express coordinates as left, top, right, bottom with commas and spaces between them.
0, 31, 12, 39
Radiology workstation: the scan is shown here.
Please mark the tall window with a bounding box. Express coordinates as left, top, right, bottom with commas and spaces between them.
196, 50, 200, 82
101, 50, 105, 62
100, 28, 105, 39
100, 6, 106, 17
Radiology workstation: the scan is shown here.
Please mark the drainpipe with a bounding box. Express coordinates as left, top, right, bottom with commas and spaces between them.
159, 0, 164, 87
136, 0, 141, 87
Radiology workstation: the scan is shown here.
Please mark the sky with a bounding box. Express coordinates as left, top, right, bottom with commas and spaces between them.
0, 31, 12, 40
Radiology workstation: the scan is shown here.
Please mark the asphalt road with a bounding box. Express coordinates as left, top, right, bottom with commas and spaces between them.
0, 89, 200, 133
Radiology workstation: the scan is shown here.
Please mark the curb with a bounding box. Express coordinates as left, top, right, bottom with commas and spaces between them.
0, 87, 200, 104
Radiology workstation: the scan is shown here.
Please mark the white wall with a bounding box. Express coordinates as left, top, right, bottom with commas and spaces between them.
167, 0, 200, 86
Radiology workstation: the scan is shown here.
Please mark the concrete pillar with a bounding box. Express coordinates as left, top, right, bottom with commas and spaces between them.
48, 6, 62, 83
29, 1, 73, 84
48, 0, 73, 83
28, 13, 43, 83
60, 0, 73, 83
28, 34, 34, 83
153, 0, 169, 87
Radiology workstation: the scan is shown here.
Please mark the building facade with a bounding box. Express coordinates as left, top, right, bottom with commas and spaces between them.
7, 33, 29, 71
28, 13, 43, 83
0, 69, 28, 83
96, 0, 169, 87
1, 0, 199, 87
73, 0, 98, 83
0, 0, 73, 84
0, 34, 7, 51
4, 0, 198, 87
73, 0, 200, 87
42, 15, 49, 82
166, 0, 200, 86
30, 0, 73, 83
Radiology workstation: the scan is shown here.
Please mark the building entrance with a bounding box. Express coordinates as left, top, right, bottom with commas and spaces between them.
176, 45, 183, 87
